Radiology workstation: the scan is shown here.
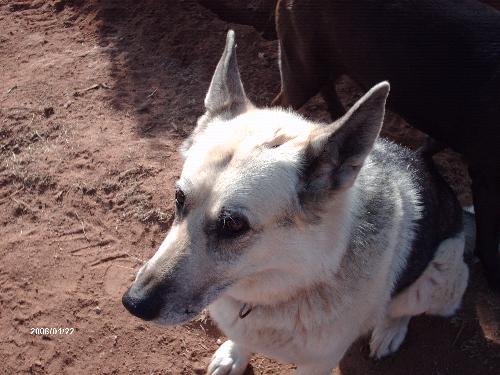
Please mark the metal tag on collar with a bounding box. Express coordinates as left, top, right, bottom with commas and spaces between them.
239, 303, 252, 319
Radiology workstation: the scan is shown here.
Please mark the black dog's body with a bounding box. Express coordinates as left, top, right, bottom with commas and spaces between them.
273, 0, 500, 289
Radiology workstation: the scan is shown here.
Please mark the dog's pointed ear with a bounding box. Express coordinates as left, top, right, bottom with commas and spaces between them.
204, 29, 250, 118
300, 82, 390, 201
180, 30, 251, 159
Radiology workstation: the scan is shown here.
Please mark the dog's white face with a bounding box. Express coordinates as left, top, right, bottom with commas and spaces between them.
122, 31, 389, 324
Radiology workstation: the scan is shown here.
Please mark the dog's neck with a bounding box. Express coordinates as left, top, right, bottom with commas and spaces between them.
224, 278, 347, 321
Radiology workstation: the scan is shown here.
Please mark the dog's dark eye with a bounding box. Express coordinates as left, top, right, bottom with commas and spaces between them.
175, 188, 185, 209
217, 211, 250, 238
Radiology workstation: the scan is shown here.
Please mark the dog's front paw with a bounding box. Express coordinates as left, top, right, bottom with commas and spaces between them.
207, 340, 250, 375
369, 317, 410, 359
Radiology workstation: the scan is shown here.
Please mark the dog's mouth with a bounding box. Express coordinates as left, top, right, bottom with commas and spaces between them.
151, 306, 201, 326
153, 283, 232, 325
122, 281, 231, 325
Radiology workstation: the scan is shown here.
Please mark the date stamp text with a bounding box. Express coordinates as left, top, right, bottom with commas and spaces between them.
30, 327, 75, 335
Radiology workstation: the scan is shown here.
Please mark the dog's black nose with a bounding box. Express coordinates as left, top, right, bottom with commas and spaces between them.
122, 284, 162, 321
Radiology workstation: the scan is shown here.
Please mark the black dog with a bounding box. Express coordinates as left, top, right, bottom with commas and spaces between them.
272, 0, 500, 290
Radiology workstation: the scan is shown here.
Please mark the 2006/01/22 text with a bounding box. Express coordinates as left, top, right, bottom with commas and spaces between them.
31, 328, 75, 335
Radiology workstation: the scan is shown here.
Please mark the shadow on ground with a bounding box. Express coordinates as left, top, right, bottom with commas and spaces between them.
68, 0, 280, 140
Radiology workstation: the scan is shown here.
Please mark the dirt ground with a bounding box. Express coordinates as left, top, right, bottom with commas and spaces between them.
1, 1, 499, 374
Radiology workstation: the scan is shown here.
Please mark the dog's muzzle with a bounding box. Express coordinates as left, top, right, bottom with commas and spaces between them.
122, 283, 163, 321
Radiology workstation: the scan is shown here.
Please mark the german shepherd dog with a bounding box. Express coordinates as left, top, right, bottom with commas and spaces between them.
272, 0, 500, 291
122, 31, 469, 374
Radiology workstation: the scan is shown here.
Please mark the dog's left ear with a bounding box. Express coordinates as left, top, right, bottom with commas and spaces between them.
300, 82, 390, 201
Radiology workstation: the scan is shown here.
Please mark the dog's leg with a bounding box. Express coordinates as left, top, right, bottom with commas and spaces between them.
371, 234, 468, 358
272, 0, 345, 113
272, 2, 326, 110
207, 340, 251, 375
417, 135, 446, 157
389, 234, 468, 318
369, 316, 410, 359
320, 81, 346, 121
272, 40, 326, 109
295, 341, 351, 375
469, 165, 500, 292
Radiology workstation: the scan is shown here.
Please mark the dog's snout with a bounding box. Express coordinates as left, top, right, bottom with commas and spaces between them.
122, 283, 162, 321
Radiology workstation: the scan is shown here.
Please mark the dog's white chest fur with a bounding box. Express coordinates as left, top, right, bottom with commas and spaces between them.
209, 293, 362, 364
208, 258, 392, 367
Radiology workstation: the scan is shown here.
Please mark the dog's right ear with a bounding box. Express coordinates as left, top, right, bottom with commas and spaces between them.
180, 30, 251, 158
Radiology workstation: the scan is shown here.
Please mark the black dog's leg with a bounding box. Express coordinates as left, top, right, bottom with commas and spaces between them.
321, 81, 346, 121
470, 165, 500, 292
272, 37, 327, 110
418, 135, 446, 157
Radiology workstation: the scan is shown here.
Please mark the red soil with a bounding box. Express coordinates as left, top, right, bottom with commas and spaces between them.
0, 1, 499, 374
